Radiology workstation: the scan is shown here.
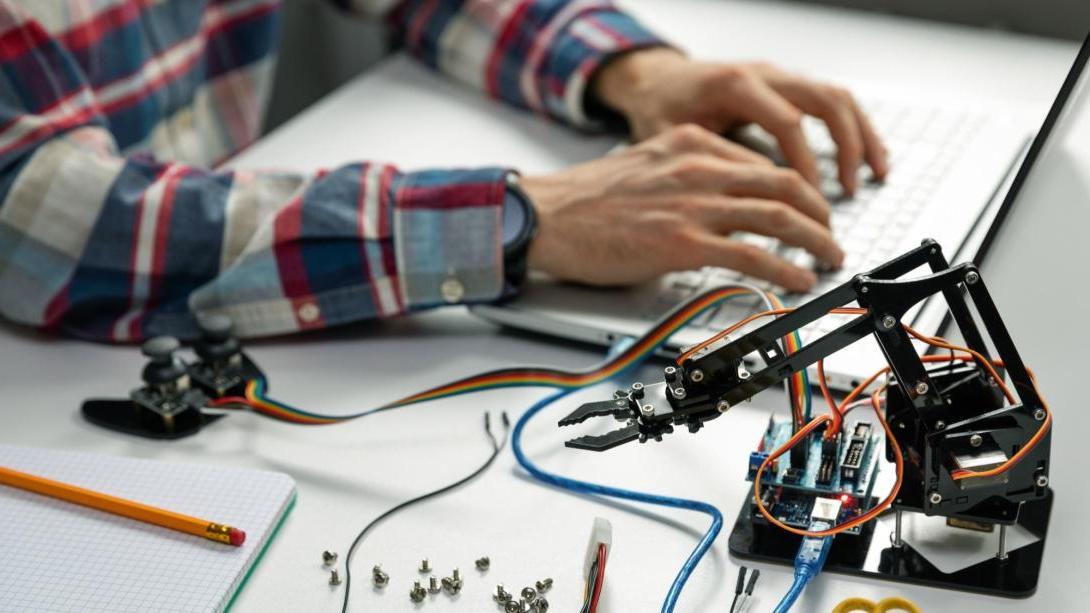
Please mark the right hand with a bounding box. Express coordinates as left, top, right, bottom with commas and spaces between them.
522, 124, 843, 292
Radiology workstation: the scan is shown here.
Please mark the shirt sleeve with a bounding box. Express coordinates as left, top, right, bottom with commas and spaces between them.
330, 0, 668, 128
0, 8, 508, 342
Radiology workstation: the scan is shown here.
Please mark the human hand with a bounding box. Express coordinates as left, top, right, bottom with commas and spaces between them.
521, 125, 844, 292
592, 48, 889, 196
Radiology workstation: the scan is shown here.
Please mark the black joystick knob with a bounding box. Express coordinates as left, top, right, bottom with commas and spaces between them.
141, 336, 187, 387
194, 314, 240, 365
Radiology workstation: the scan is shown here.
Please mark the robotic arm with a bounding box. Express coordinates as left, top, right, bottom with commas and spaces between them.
559, 239, 1050, 522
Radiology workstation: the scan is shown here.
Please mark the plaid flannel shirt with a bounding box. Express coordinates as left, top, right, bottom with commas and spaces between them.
0, 0, 662, 341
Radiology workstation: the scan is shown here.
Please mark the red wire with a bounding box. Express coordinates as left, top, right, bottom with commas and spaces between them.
209, 396, 250, 407
589, 543, 608, 613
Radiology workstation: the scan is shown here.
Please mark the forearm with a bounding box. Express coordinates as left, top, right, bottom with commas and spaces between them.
0, 131, 509, 341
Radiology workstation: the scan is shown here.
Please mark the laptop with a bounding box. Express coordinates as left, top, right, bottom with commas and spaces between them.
473, 34, 1090, 391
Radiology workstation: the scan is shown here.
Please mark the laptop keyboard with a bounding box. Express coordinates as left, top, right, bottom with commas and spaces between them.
649, 98, 992, 343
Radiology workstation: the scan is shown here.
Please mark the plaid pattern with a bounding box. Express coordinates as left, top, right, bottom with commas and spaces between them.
0, 0, 662, 341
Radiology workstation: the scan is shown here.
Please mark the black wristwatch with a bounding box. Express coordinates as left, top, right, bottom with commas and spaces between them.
501, 172, 538, 292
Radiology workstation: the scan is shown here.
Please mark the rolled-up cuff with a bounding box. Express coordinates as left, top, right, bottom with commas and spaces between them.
393, 167, 510, 309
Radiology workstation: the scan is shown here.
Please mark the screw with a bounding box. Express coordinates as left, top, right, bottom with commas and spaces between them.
881, 315, 897, 330
535, 578, 553, 592
914, 381, 929, 396
452, 568, 461, 582
672, 386, 687, 399
690, 369, 705, 383
329, 569, 342, 586
533, 598, 550, 612
965, 271, 980, 285
1036, 475, 1049, 488
475, 556, 490, 571
640, 403, 655, 417
929, 491, 942, 505
861, 285, 870, 294
716, 399, 731, 413
664, 366, 678, 381
505, 601, 522, 613
372, 570, 389, 588
521, 586, 537, 602
1033, 408, 1046, 421
410, 581, 427, 602
494, 584, 512, 603
934, 421, 946, 431
969, 434, 983, 447
441, 576, 454, 593
322, 550, 338, 566
631, 381, 644, 398
428, 576, 440, 594
419, 559, 431, 573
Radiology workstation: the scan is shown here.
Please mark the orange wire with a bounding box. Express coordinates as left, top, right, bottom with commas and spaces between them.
816, 360, 839, 439
752, 337, 1051, 537
675, 307, 868, 364
752, 375, 903, 538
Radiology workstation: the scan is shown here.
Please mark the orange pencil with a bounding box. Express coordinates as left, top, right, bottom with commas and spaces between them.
0, 464, 246, 546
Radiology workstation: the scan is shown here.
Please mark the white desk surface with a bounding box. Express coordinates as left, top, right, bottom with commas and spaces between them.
2, 1, 1085, 611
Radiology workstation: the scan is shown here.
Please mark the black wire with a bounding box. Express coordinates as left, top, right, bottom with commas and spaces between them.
339, 412, 510, 613
731, 566, 746, 613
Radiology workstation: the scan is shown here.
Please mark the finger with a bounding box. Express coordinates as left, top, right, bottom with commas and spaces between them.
656, 156, 830, 225
694, 235, 818, 292
847, 96, 889, 180
717, 164, 832, 226
764, 81, 863, 195
726, 75, 821, 187
662, 123, 775, 167
696, 197, 844, 267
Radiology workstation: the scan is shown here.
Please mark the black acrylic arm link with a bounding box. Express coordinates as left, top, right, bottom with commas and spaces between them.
559, 239, 1043, 459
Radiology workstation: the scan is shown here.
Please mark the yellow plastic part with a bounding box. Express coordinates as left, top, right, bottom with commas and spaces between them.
832, 596, 922, 613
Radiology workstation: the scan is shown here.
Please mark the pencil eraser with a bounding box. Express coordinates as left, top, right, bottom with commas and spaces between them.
228, 527, 246, 546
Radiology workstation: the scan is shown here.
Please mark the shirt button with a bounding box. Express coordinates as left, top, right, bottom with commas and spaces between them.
297, 302, 321, 323
440, 277, 465, 303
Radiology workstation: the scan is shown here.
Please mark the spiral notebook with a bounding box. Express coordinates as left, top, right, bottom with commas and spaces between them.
0, 445, 296, 613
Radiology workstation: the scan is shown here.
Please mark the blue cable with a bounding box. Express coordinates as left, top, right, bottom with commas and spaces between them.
511, 388, 723, 613
772, 521, 834, 613
509, 289, 809, 612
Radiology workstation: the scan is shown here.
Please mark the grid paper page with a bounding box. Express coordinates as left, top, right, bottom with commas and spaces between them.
0, 445, 295, 613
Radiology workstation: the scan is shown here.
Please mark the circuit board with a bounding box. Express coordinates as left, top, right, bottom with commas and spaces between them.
745, 418, 882, 535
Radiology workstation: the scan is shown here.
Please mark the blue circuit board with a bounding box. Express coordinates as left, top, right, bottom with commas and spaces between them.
745, 418, 882, 535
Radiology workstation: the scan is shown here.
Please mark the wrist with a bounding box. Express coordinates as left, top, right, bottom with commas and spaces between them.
520, 176, 561, 277
591, 47, 686, 120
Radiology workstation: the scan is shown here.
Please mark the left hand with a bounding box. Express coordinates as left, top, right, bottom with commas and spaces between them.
591, 48, 889, 196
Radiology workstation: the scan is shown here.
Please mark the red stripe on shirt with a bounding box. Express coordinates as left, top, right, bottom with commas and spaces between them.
484, 2, 532, 98
406, 0, 440, 53
94, 2, 277, 117
377, 165, 395, 238
377, 165, 403, 312
58, 0, 151, 52
42, 285, 71, 332
129, 167, 183, 337
0, 14, 52, 62
0, 102, 100, 160
396, 182, 502, 210
272, 193, 325, 329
